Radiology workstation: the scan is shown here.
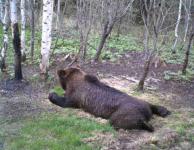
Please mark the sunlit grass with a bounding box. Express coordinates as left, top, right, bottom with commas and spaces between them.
5, 112, 114, 150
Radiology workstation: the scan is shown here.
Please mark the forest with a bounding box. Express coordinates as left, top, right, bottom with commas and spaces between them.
0, 0, 194, 149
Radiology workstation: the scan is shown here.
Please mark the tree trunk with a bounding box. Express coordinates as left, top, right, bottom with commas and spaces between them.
30, 0, 35, 61
182, 33, 194, 74
161, 29, 168, 45
21, 0, 26, 61
94, 21, 114, 62
172, 0, 182, 54
0, 0, 9, 72
0, 0, 4, 24
10, 0, 23, 80
183, 0, 192, 42
40, 0, 54, 80
116, 17, 122, 39
138, 54, 152, 91
56, 0, 61, 30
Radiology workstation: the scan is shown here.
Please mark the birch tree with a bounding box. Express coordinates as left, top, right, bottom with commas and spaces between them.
10, 0, 23, 80
0, 0, 9, 72
171, 0, 182, 54
183, 0, 192, 42
40, 0, 54, 79
0, 0, 5, 24
21, 0, 26, 61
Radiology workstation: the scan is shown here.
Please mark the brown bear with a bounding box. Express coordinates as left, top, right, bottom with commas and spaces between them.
49, 67, 170, 132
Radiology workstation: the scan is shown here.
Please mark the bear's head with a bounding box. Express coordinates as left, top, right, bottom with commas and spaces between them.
57, 67, 85, 90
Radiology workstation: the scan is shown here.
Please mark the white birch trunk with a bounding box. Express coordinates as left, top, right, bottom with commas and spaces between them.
172, 0, 182, 53
0, 0, 4, 23
0, 1, 2, 23
10, 0, 23, 80
21, 0, 26, 60
40, 0, 54, 78
0, 0, 9, 71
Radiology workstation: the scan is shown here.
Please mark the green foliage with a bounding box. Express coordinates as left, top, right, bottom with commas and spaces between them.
164, 69, 194, 81
53, 38, 80, 55
86, 34, 143, 61
6, 112, 114, 150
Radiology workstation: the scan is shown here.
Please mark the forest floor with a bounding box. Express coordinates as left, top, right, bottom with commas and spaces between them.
0, 51, 194, 150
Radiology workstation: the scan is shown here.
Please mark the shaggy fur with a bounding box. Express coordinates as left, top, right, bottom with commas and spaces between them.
49, 67, 171, 132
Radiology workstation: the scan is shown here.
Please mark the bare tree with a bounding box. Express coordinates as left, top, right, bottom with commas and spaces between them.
76, 0, 94, 60
182, 7, 194, 74
40, 0, 54, 79
171, 0, 182, 54
138, 0, 170, 91
183, 0, 192, 42
10, 0, 23, 80
0, 0, 9, 72
94, 0, 134, 61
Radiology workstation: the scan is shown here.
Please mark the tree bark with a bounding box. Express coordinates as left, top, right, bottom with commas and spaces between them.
56, 0, 61, 30
21, 0, 26, 61
94, 21, 114, 62
138, 54, 152, 91
182, 33, 194, 74
172, 0, 182, 54
40, 0, 54, 80
10, 0, 23, 80
0, 0, 9, 72
30, 0, 35, 61
0, 0, 4, 24
183, 0, 192, 42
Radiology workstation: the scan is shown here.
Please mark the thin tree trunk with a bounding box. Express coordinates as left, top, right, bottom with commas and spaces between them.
182, 33, 194, 74
56, 0, 61, 30
94, 21, 114, 61
183, 0, 192, 42
138, 54, 152, 91
116, 17, 122, 39
40, 0, 54, 80
21, 0, 26, 61
0, 0, 9, 72
30, 0, 35, 61
172, 0, 182, 54
10, 0, 23, 80
161, 29, 168, 45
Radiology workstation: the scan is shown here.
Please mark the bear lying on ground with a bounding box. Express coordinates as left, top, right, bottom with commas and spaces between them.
49, 67, 171, 132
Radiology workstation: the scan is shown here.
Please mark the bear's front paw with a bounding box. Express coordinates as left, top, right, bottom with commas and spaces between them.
48, 92, 58, 103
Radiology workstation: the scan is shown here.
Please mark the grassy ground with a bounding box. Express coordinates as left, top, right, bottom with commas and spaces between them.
4, 111, 114, 150
0, 25, 194, 149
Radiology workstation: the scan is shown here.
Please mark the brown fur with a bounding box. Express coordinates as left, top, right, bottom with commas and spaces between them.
49, 67, 171, 132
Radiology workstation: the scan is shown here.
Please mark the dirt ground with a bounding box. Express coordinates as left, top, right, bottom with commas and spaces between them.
0, 51, 194, 149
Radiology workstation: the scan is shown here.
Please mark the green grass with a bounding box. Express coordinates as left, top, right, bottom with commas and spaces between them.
50, 86, 65, 96
52, 33, 143, 61
164, 69, 194, 81
5, 112, 114, 150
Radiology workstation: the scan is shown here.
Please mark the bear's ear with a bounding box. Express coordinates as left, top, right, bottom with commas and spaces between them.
57, 70, 66, 77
